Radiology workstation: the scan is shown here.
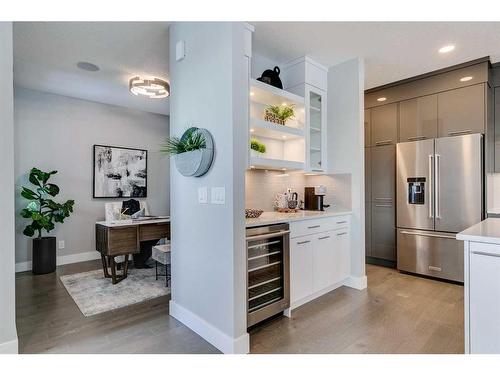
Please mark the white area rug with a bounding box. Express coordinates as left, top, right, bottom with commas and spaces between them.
60, 267, 170, 317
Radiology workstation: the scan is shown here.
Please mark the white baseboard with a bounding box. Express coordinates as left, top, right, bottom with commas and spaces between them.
169, 300, 249, 354
343, 275, 368, 290
15, 251, 101, 273
0, 338, 18, 354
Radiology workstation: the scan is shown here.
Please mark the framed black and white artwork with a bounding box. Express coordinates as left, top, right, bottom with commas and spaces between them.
93, 145, 148, 198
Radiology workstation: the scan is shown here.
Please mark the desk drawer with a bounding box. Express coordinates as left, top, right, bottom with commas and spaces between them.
290, 216, 350, 238
139, 223, 170, 241
108, 227, 138, 256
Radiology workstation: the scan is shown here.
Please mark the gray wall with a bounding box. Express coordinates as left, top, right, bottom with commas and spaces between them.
169, 22, 249, 353
0, 22, 18, 353
246, 170, 351, 212
14, 88, 170, 266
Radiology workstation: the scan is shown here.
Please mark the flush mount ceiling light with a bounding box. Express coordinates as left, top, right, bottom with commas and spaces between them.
129, 76, 170, 99
77, 61, 100, 72
377, 97, 387, 102
460, 76, 473, 82
439, 45, 455, 54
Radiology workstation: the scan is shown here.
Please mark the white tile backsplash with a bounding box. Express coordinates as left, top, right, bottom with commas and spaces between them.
245, 170, 351, 212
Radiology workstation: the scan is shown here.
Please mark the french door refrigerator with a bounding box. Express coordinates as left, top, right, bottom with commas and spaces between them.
396, 133, 483, 282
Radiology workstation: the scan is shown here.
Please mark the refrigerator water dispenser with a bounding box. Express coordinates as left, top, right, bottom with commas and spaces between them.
407, 177, 426, 205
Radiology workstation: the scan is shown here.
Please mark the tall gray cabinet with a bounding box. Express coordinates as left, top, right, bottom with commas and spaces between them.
365, 58, 492, 267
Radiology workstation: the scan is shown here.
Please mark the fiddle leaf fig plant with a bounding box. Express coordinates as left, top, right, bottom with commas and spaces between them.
20, 168, 74, 238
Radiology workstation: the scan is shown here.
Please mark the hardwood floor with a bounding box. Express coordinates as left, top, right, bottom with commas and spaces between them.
250, 265, 464, 354
16, 262, 463, 354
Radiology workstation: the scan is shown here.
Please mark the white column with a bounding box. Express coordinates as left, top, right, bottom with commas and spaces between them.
168, 22, 250, 354
0, 21, 18, 354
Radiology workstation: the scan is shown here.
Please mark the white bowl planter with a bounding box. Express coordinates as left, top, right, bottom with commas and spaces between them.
174, 128, 214, 177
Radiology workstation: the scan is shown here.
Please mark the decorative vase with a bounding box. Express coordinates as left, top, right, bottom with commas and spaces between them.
32, 237, 56, 274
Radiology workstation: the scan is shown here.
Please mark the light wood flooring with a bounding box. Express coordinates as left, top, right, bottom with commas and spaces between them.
16, 262, 463, 354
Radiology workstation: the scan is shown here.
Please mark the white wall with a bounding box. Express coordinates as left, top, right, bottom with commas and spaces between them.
328, 58, 367, 288
0, 22, 18, 354
14, 88, 170, 269
168, 22, 249, 354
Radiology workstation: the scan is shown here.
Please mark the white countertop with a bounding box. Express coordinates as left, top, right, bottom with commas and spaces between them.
96, 217, 170, 227
457, 218, 500, 245
246, 210, 352, 227
487, 207, 500, 215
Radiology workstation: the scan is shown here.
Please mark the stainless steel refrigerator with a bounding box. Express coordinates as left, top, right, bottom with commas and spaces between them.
396, 133, 484, 282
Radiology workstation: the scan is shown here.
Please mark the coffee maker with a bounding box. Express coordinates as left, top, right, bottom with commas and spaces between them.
304, 186, 330, 211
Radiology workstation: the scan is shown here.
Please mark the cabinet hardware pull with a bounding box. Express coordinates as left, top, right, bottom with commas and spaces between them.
375, 140, 392, 146
318, 236, 330, 240
374, 197, 392, 201
408, 136, 426, 141
307, 225, 321, 229
337, 232, 347, 236
336, 221, 347, 224
449, 129, 472, 136
471, 251, 500, 258
246, 230, 290, 241
428, 265, 442, 272
297, 240, 311, 245
375, 204, 392, 207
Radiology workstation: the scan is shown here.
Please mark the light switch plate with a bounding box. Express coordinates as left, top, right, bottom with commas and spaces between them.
58, 240, 65, 249
198, 187, 208, 204
211, 187, 225, 205
176, 40, 185, 61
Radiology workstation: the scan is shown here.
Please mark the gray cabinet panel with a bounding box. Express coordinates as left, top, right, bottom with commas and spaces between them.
437, 84, 485, 137
365, 148, 371, 202
371, 145, 395, 201
364, 109, 371, 147
399, 94, 437, 142
495, 87, 500, 172
371, 103, 398, 146
365, 203, 371, 257
371, 202, 396, 261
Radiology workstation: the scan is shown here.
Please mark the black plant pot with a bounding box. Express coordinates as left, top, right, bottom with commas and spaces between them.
32, 237, 56, 274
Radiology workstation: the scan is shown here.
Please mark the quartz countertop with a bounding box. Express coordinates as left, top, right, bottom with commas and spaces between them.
245, 210, 352, 227
456, 218, 500, 245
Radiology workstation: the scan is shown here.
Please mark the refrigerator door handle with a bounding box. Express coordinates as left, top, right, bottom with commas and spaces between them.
399, 230, 456, 240
428, 154, 434, 219
435, 153, 441, 219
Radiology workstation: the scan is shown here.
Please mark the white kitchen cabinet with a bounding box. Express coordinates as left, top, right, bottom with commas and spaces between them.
290, 237, 314, 303
469, 243, 500, 353
306, 86, 327, 173
290, 218, 351, 309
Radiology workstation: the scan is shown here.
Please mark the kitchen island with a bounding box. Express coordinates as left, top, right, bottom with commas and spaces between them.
457, 218, 500, 353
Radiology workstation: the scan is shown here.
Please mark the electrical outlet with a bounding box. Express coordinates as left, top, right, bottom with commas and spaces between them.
198, 187, 208, 204
58, 240, 65, 250
211, 187, 225, 205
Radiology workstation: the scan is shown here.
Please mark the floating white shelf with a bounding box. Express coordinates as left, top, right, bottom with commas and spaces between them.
250, 79, 305, 108
249, 157, 305, 171
310, 147, 321, 152
310, 106, 321, 112
310, 126, 321, 133
250, 118, 304, 140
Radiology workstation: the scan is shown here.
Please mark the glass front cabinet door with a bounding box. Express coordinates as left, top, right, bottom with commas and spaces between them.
306, 86, 327, 173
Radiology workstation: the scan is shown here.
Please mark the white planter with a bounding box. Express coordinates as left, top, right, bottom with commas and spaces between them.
251, 149, 265, 158
174, 128, 214, 177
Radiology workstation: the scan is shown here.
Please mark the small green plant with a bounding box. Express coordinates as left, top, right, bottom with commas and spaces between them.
266, 104, 295, 122
250, 139, 266, 153
161, 128, 207, 155
20, 168, 74, 238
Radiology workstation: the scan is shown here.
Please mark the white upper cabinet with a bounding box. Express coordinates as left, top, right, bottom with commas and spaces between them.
282, 56, 328, 173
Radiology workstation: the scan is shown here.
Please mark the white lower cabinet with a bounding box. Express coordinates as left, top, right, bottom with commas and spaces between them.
290, 222, 350, 308
468, 243, 500, 353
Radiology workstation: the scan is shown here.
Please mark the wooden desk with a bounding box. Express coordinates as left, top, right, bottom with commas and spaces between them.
95, 218, 171, 284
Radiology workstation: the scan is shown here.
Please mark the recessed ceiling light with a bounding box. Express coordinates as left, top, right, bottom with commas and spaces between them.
250, 92, 255, 96
439, 45, 455, 54
250, 128, 255, 133
460, 76, 473, 82
129, 76, 170, 99
377, 97, 387, 102
282, 135, 287, 139
77, 61, 100, 72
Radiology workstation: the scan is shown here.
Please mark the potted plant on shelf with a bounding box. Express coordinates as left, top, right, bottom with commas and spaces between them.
20, 168, 74, 274
250, 138, 266, 157
161, 127, 214, 177
265, 104, 295, 125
